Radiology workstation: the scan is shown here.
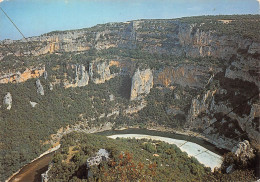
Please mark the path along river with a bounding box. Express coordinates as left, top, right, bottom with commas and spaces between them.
8, 129, 227, 181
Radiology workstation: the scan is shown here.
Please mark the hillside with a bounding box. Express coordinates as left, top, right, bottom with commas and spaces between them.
0, 15, 259, 181
45, 132, 256, 181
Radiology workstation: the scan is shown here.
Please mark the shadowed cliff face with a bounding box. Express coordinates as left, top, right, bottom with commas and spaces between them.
154, 65, 222, 88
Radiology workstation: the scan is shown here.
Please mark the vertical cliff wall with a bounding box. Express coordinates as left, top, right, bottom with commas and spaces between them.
130, 68, 153, 101
64, 64, 89, 88
0, 67, 45, 84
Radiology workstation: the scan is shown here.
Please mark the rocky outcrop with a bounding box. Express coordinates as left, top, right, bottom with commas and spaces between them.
89, 60, 119, 84
75, 65, 89, 87
225, 58, 260, 87
29, 32, 91, 56
109, 94, 115, 101
107, 110, 119, 117
43, 71, 48, 80
187, 90, 217, 127
64, 64, 89, 88
231, 140, 255, 166
86, 149, 110, 178
3, 92, 12, 110
154, 65, 221, 88
130, 68, 153, 101
86, 149, 109, 167
41, 163, 52, 182
232, 140, 255, 157
166, 107, 185, 116
245, 104, 260, 145
0, 67, 45, 84
186, 83, 260, 149
30, 101, 38, 108
36, 79, 44, 95
49, 83, 53, 91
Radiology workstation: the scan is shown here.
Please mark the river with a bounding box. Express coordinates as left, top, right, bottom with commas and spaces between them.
8, 129, 227, 182
8, 152, 54, 182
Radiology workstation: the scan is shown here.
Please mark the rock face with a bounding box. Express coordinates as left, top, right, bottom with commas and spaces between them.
86, 149, 110, 178
86, 149, 109, 167
2, 18, 258, 62
43, 71, 48, 80
185, 84, 260, 149
231, 140, 255, 165
130, 68, 153, 101
49, 83, 53, 91
75, 65, 89, 87
225, 58, 260, 88
1, 18, 259, 75
36, 79, 44, 96
89, 60, 118, 84
0, 67, 45, 84
28, 33, 91, 56
41, 163, 53, 182
64, 64, 89, 88
3, 92, 12, 110
30, 101, 38, 108
187, 90, 217, 128
232, 140, 255, 157
154, 65, 221, 88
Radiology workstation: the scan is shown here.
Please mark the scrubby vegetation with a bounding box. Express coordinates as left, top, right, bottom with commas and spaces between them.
48, 133, 256, 182
48, 133, 210, 181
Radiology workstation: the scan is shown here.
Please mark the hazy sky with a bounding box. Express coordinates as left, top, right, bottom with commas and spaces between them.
0, 0, 259, 40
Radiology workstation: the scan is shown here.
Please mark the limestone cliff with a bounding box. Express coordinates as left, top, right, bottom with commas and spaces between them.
1, 18, 258, 92
64, 64, 89, 88
89, 60, 119, 84
154, 65, 221, 88
36, 79, 44, 96
0, 67, 45, 84
185, 78, 259, 149
3, 92, 12, 110
225, 57, 260, 88
130, 68, 153, 101
1, 17, 259, 62
29, 32, 91, 56
187, 89, 217, 126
